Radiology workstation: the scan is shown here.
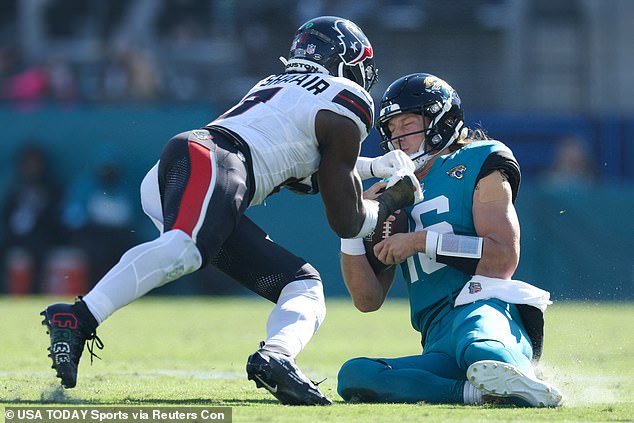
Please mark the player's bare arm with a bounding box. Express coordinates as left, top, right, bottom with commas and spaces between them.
373, 231, 425, 266
316, 109, 367, 238
341, 254, 396, 312
472, 169, 520, 278
340, 180, 402, 311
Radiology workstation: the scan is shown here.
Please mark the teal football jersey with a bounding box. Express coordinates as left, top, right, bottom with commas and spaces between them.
401, 140, 519, 336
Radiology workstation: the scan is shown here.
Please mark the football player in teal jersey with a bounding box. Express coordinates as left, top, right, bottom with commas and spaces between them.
338, 73, 562, 407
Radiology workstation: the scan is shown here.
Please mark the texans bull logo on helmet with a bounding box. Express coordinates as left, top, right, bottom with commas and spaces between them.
334, 19, 374, 67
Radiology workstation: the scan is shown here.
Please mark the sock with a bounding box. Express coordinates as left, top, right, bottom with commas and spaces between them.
263, 278, 326, 358
463, 381, 484, 405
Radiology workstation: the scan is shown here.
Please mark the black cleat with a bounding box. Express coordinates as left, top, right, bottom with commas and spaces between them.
246, 348, 332, 406
40, 298, 102, 388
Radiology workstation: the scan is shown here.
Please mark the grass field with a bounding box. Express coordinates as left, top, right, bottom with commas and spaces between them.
1, 296, 633, 422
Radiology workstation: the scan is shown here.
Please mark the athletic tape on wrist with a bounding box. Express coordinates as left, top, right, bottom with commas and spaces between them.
340, 237, 366, 255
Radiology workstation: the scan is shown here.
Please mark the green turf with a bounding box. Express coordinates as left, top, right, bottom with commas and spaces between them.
1, 296, 632, 422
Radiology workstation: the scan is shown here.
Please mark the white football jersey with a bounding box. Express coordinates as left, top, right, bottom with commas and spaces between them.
208, 73, 374, 206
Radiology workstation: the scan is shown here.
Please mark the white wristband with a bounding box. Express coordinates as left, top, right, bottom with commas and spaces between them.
355, 156, 375, 180
352, 199, 379, 239
425, 231, 439, 261
340, 238, 366, 255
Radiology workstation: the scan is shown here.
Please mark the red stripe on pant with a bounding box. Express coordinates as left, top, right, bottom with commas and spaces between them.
172, 141, 213, 237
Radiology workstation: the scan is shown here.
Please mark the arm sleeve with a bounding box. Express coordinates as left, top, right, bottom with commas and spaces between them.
475, 150, 521, 203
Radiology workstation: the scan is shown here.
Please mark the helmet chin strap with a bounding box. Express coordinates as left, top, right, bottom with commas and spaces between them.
384, 129, 435, 172
409, 147, 447, 173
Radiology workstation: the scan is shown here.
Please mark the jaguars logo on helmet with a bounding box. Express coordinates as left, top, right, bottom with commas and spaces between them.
423, 75, 451, 96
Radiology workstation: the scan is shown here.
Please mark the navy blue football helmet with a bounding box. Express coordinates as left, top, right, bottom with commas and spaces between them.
376, 73, 465, 170
284, 16, 378, 92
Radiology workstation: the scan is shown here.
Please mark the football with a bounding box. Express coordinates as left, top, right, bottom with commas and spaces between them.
363, 210, 409, 274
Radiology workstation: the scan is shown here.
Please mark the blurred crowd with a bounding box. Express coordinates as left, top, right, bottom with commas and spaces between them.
0, 142, 138, 295
2, 0, 633, 113
0, 0, 393, 106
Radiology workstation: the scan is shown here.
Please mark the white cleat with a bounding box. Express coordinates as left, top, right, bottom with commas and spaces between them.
466, 360, 563, 407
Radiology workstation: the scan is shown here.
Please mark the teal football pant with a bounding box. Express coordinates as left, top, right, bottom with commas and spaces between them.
337, 299, 534, 403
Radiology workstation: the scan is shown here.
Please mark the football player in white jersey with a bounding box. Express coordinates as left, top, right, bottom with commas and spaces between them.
40, 16, 420, 405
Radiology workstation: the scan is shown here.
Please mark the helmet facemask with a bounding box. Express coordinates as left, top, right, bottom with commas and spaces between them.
380, 106, 465, 172
340, 60, 378, 92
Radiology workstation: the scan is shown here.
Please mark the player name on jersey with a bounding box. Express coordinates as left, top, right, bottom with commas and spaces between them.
259, 73, 330, 95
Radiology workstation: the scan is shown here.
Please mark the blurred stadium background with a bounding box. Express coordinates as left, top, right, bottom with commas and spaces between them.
1, 0, 632, 301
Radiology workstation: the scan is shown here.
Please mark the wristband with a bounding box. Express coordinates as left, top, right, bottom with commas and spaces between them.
425, 231, 439, 260
355, 156, 375, 180
340, 238, 366, 255
351, 199, 379, 239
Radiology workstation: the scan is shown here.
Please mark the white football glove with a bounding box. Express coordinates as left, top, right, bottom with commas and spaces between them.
356, 150, 416, 180
386, 169, 424, 205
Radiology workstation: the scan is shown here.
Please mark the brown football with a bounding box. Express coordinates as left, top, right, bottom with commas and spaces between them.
363, 210, 409, 274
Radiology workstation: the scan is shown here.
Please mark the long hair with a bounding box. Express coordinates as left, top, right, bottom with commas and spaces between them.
450, 126, 490, 152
